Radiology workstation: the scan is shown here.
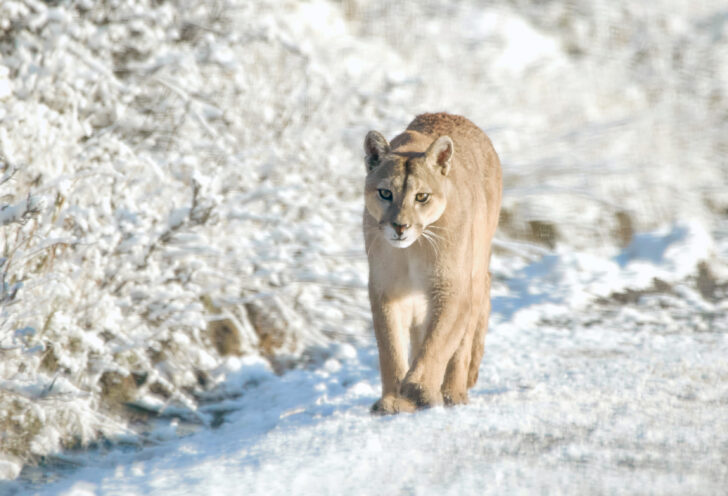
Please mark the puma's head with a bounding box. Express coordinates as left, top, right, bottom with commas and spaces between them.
363, 130, 453, 248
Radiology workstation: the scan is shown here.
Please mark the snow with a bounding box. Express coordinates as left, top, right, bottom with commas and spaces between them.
0, 0, 727, 493
0, 66, 11, 100
0, 196, 42, 226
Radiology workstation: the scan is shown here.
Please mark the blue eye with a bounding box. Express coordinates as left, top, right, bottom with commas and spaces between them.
378, 189, 393, 201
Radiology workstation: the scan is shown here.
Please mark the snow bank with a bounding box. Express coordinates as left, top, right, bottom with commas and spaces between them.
491, 221, 715, 325
0, 0, 726, 480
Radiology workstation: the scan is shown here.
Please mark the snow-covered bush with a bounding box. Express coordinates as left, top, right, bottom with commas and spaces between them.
0, 0, 373, 476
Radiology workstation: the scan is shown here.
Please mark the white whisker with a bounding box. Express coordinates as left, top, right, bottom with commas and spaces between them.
425, 229, 445, 243
426, 224, 450, 234
421, 230, 440, 258
364, 225, 385, 258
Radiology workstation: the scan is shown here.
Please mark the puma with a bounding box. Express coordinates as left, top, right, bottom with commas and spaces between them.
363, 113, 502, 413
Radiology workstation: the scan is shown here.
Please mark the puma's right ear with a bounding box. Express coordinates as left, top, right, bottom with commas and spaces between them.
426, 135, 454, 176
364, 131, 390, 172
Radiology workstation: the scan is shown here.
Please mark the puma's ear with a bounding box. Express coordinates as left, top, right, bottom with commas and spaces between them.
426, 136, 454, 176
364, 131, 390, 172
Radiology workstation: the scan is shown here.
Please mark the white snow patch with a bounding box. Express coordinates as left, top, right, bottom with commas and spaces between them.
0, 457, 22, 481
0, 65, 12, 100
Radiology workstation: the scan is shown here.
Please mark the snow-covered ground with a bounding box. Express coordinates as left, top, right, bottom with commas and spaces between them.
9, 221, 728, 495
1, 0, 727, 493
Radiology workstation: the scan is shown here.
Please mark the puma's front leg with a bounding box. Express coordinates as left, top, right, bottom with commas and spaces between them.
370, 292, 411, 414
441, 327, 474, 406
400, 290, 470, 408
444, 272, 487, 404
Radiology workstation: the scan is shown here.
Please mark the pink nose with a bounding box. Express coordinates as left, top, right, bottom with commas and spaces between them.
392, 223, 409, 236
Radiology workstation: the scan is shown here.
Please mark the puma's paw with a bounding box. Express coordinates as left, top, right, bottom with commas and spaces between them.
371, 394, 416, 415
442, 389, 469, 406
400, 381, 443, 409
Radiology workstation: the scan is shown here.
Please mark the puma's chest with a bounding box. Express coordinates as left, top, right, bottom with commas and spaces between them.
399, 254, 432, 326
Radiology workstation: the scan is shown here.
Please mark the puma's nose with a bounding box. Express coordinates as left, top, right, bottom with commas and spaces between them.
392, 223, 410, 236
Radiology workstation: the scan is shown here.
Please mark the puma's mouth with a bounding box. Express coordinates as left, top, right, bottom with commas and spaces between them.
388, 235, 417, 248
382, 224, 418, 248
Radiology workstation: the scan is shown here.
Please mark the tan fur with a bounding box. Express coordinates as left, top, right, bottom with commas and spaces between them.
363, 113, 502, 413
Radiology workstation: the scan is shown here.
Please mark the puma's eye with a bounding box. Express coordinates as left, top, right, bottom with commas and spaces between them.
378, 189, 393, 201
415, 192, 430, 203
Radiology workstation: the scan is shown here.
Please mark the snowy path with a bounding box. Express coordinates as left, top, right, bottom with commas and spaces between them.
10, 224, 728, 495
17, 306, 728, 495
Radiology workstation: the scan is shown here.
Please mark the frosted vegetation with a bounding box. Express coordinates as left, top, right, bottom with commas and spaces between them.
0, 0, 726, 483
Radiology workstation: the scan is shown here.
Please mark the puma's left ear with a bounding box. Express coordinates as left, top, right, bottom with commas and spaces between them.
426, 136, 454, 176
